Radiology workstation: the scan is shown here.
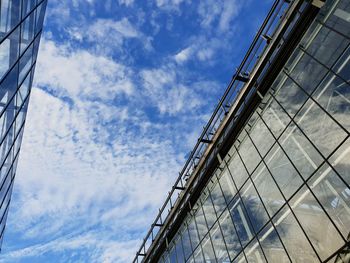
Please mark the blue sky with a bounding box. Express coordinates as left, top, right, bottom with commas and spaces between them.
1, 0, 273, 262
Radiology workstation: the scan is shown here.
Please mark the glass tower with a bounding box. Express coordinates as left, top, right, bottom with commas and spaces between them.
0, 0, 47, 248
135, 0, 350, 262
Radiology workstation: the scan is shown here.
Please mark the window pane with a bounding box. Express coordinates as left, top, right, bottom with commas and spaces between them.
306, 26, 349, 67
0, 0, 21, 34
210, 184, 226, 219
229, 196, 254, 247
240, 179, 269, 233
219, 210, 241, 260
202, 195, 216, 230
238, 133, 260, 174
262, 98, 290, 138
249, 117, 275, 157
252, 162, 285, 216
294, 98, 347, 158
210, 222, 229, 263
273, 205, 319, 262
218, 168, 237, 204
312, 72, 350, 132
265, 143, 303, 199
290, 185, 344, 261
278, 122, 323, 180
244, 238, 266, 263
258, 223, 289, 263
288, 51, 328, 95
326, 0, 350, 39
194, 206, 208, 242
181, 227, 192, 261
175, 237, 185, 263
329, 137, 350, 186
274, 76, 308, 118
201, 234, 216, 263
227, 152, 249, 190
188, 219, 200, 251
308, 163, 350, 241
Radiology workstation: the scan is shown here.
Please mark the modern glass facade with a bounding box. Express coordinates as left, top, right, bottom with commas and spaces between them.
141, 0, 350, 262
0, 0, 47, 249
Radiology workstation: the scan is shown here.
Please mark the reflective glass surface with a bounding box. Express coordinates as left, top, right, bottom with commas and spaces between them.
159, 0, 350, 262
0, 0, 47, 248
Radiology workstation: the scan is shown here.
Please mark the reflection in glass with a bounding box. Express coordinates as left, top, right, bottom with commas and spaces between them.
290, 185, 344, 261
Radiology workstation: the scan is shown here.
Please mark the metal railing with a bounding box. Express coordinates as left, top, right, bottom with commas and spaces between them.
133, 0, 295, 261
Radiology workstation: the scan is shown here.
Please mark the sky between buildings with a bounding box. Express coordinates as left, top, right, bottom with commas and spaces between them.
1, 0, 273, 262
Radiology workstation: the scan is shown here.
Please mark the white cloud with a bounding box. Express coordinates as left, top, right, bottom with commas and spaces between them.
140, 66, 203, 115
174, 47, 192, 63
198, 0, 241, 32
118, 0, 134, 6
36, 39, 134, 101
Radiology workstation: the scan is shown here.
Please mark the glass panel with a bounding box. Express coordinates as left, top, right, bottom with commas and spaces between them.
308, 163, 350, 240
19, 43, 33, 83
219, 210, 241, 260
244, 238, 266, 263
237, 133, 260, 174
333, 43, 350, 83
306, 26, 349, 67
181, 227, 192, 261
251, 162, 285, 216
210, 182, 227, 218
218, 167, 237, 204
329, 137, 350, 186
313, 72, 350, 132
229, 195, 254, 247
169, 245, 177, 263
202, 195, 216, 230
240, 179, 269, 233
288, 51, 328, 95
0, 27, 19, 80
258, 223, 289, 263
194, 206, 208, 242
188, 219, 200, 251
290, 185, 344, 261
193, 245, 205, 263
249, 117, 275, 157
265, 143, 303, 199
0, 0, 21, 34
0, 40, 11, 79
35, 1, 47, 34
201, 234, 216, 263
232, 252, 247, 263
20, 11, 35, 53
175, 237, 185, 263
261, 97, 290, 138
294, 98, 347, 158
326, 0, 350, 39
274, 76, 308, 118
227, 152, 249, 190
22, 0, 36, 18
210, 222, 229, 263
16, 71, 31, 107
273, 205, 319, 262
278, 121, 323, 180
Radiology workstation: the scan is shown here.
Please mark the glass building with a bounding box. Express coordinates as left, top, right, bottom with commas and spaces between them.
135, 0, 350, 262
0, 0, 47, 249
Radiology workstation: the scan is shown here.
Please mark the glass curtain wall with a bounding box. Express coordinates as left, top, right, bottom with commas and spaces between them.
159, 0, 350, 262
0, 0, 47, 248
